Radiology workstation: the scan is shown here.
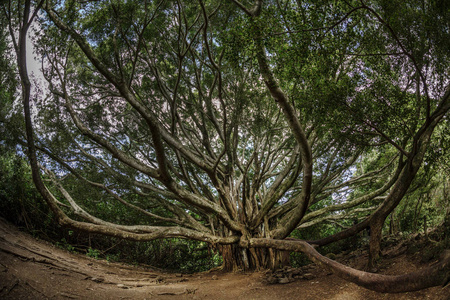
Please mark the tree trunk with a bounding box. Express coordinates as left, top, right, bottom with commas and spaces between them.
368, 218, 384, 270
219, 244, 289, 271
388, 213, 393, 235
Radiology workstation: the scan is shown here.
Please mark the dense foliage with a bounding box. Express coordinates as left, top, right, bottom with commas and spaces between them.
1, 0, 449, 288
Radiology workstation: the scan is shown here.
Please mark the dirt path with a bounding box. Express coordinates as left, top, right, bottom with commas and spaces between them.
0, 218, 447, 299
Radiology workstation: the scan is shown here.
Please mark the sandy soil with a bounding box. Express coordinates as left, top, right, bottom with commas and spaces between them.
0, 218, 448, 300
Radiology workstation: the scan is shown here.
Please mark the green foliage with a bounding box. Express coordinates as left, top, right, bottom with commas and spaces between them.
0, 150, 53, 229
0, 17, 20, 150
2, 0, 450, 273
289, 252, 311, 268
56, 238, 76, 252
135, 239, 221, 272
86, 247, 101, 259
74, 237, 221, 272
0, 148, 219, 272
106, 252, 121, 263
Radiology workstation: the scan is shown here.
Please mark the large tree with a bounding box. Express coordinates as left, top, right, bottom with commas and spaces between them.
3, 0, 450, 292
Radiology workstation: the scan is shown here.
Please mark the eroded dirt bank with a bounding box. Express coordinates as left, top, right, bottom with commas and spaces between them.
0, 218, 447, 299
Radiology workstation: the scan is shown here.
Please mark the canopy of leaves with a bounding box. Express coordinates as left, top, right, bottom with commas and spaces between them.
1, 0, 449, 276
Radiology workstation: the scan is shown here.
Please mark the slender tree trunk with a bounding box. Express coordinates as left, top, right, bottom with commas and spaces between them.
413, 195, 424, 232
368, 218, 383, 269
389, 211, 395, 235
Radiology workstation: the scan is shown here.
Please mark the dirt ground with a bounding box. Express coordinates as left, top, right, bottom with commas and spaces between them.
0, 218, 448, 300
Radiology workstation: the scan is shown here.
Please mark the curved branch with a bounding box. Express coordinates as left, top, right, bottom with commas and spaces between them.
298, 206, 378, 229
252, 17, 313, 239
16, 1, 235, 246
45, 5, 218, 175
245, 238, 450, 293
360, 2, 431, 120
45, 4, 244, 233
301, 157, 403, 224
228, 0, 263, 17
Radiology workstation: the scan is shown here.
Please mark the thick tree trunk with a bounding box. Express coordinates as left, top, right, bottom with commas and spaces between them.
219, 244, 289, 271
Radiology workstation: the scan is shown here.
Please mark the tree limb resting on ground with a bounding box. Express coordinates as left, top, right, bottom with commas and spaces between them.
243, 238, 450, 293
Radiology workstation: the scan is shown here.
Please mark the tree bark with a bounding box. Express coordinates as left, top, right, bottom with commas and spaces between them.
368, 218, 383, 270
219, 244, 289, 271
245, 238, 450, 293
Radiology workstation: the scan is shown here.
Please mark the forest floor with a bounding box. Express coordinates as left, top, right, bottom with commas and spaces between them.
0, 217, 448, 300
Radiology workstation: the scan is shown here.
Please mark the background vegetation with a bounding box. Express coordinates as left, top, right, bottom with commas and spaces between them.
1, 0, 449, 275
